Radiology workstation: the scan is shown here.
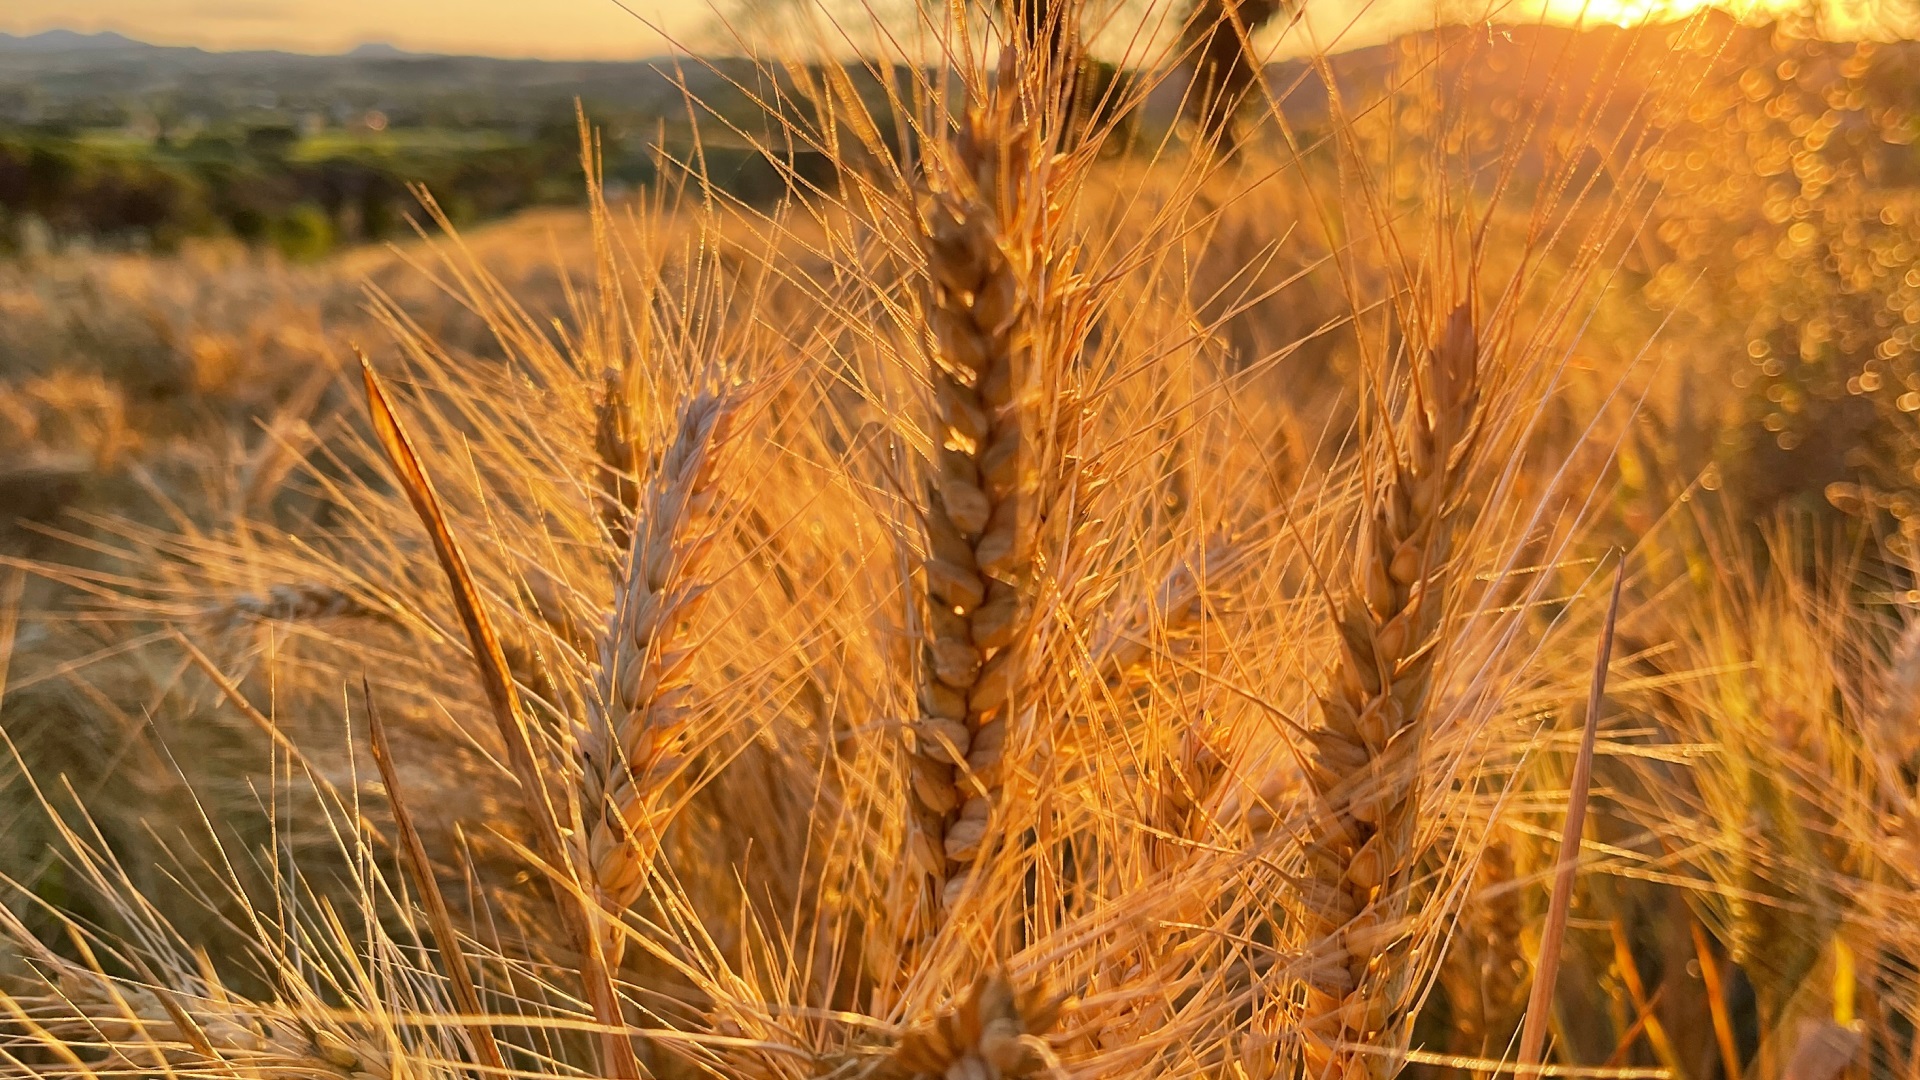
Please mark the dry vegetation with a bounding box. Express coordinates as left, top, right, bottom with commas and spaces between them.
6, 5, 1920, 1080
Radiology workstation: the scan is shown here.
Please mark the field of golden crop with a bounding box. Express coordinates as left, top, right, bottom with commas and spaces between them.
5, 8, 1920, 1080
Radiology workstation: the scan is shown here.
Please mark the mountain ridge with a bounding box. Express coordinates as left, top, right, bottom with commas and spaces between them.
0, 28, 477, 61
0, 29, 152, 54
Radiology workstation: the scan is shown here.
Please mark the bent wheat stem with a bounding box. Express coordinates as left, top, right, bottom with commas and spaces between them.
360, 359, 641, 1080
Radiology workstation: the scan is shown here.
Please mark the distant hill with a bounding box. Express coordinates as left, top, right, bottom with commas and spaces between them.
0, 29, 151, 54
346, 42, 432, 60
0, 28, 556, 63
0, 29, 468, 62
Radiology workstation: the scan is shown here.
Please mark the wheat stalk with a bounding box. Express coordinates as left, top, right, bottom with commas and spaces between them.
1294, 302, 1480, 1080
579, 390, 742, 930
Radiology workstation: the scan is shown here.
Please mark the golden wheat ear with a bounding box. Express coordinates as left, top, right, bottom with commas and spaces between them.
1, 937, 402, 1080
902, 70, 1085, 931
1294, 300, 1480, 1080
578, 388, 746, 943
1149, 716, 1231, 874
884, 970, 1066, 1080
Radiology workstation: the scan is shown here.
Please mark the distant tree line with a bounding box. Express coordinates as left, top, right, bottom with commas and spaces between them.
0, 117, 839, 259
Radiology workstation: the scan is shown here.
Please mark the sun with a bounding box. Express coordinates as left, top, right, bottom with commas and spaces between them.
1530, 0, 1722, 28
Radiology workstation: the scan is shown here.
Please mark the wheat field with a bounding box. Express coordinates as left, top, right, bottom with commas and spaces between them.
4, 5, 1920, 1080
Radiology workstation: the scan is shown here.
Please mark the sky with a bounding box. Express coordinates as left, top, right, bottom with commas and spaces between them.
2, 0, 1912, 59
0, 0, 691, 58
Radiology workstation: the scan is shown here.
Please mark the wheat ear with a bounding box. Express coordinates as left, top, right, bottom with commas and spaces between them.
883, 971, 1064, 1080
594, 367, 644, 556
1150, 719, 1230, 874
26, 967, 395, 1080
1092, 536, 1236, 688
1295, 303, 1479, 1080
903, 80, 1072, 919
1437, 833, 1526, 1069
204, 582, 387, 628
1087, 719, 1228, 1046
579, 390, 741, 925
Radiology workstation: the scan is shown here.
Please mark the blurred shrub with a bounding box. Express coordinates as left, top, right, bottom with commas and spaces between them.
1646, 25, 1920, 529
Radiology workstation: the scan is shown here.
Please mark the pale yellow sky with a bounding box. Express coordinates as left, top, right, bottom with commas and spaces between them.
1, 0, 691, 58
2, 0, 1910, 59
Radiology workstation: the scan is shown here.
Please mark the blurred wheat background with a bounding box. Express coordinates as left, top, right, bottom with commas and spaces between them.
4, 2, 1920, 1079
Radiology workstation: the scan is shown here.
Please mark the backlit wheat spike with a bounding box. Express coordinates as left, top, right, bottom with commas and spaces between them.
579, 390, 741, 928
1088, 718, 1228, 1046
1437, 834, 1527, 1068
23, 966, 399, 1080
1295, 302, 1480, 1080
1091, 537, 1236, 688
903, 76, 1078, 920
1150, 717, 1229, 873
883, 971, 1064, 1080
594, 366, 643, 555
205, 582, 386, 629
